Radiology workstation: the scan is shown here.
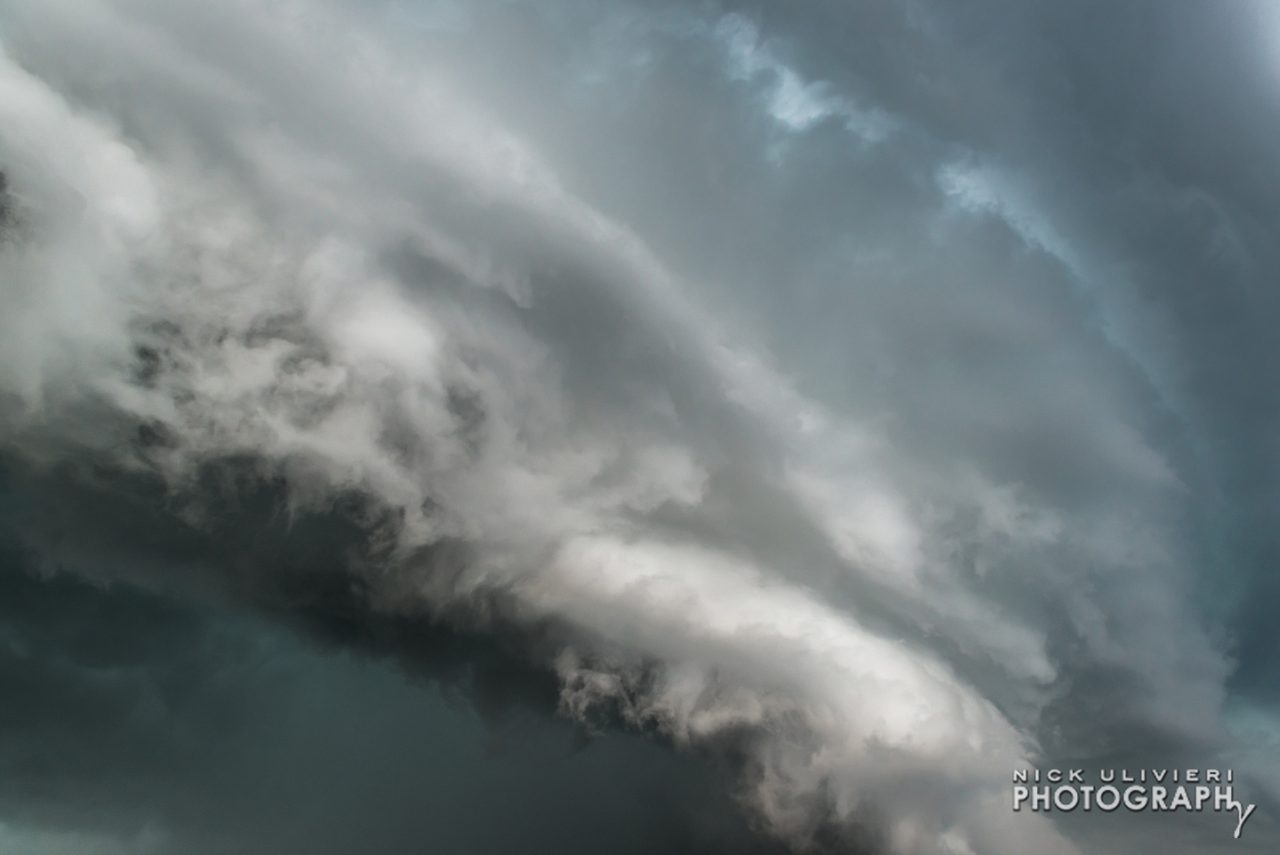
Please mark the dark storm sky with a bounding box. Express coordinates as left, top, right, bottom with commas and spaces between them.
1, 1, 1278, 852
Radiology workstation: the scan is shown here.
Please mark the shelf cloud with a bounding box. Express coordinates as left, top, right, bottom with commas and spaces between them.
1, 1, 1278, 852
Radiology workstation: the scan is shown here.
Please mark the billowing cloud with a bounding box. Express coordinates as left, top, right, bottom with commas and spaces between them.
0, 1, 1277, 853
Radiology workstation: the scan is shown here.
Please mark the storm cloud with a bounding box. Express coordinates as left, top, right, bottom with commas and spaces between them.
0, 0, 1278, 852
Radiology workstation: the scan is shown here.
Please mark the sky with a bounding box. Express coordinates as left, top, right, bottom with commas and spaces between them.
0, 0, 1278, 853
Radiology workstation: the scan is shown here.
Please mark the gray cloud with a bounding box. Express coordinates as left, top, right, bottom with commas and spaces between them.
0, 0, 1277, 852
